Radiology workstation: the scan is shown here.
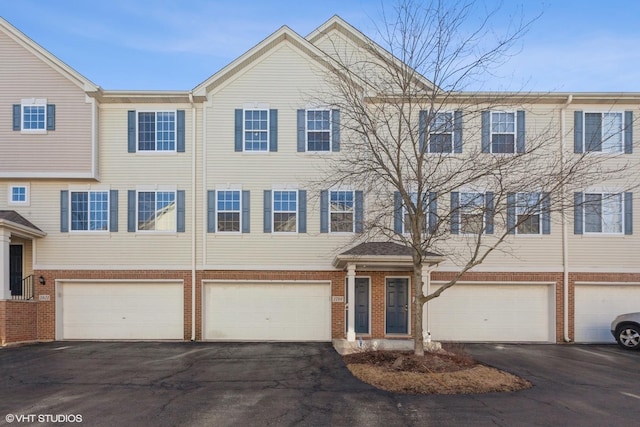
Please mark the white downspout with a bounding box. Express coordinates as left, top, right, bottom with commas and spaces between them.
561, 94, 573, 342
202, 101, 208, 269
190, 93, 197, 342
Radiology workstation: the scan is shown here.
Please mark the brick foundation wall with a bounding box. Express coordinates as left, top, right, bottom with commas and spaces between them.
4, 268, 637, 344
0, 300, 38, 345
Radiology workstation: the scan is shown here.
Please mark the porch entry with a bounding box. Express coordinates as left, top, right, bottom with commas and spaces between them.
9, 244, 22, 296
345, 277, 370, 334
386, 278, 408, 334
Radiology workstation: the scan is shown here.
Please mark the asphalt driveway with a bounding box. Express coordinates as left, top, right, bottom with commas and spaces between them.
0, 342, 638, 426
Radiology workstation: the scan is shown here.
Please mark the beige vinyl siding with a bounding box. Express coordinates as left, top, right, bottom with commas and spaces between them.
24, 180, 192, 269
0, 31, 94, 177
202, 42, 356, 268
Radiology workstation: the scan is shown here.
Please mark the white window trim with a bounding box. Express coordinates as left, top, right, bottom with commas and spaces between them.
428, 111, 454, 154
459, 190, 486, 235
68, 189, 110, 233
20, 98, 47, 134
306, 108, 333, 153
329, 189, 355, 234
514, 192, 542, 236
582, 111, 625, 154
582, 189, 625, 235
243, 103, 270, 153
8, 183, 30, 206
215, 188, 242, 234
135, 187, 178, 233
272, 188, 298, 234
490, 110, 516, 154
136, 110, 178, 153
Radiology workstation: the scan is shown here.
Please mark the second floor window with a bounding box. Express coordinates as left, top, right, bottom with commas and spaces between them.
138, 191, 176, 231
138, 111, 176, 151
273, 191, 297, 232
71, 191, 109, 231
330, 190, 354, 232
460, 192, 485, 234
584, 192, 623, 234
516, 192, 541, 234
217, 190, 241, 232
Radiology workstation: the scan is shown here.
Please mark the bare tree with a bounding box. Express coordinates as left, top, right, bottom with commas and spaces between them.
311, 0, 634, 355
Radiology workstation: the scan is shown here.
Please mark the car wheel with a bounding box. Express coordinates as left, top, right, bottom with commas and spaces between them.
616, 324, 640, 350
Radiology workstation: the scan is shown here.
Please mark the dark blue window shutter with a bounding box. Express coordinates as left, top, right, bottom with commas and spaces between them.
485, 192, 494, 234
624, 192, 633, 235
516, 110, 525, 153
428, 192, 437, 234
419, 110, 427, 152
481, 111, 490, 153
13, 105, 21, 131
355, 190, 364, 233
453, 110, 463, 153
542, 192, 551, 235
60, 190, 69, 232
574, 111, 584, 153
176, 110, 185, 152
176, 190, 185, 232
320, 190, 329, 233
109, 190, 118, 232
207, 191, 216, 233
269, 109, 278, 152
242, 190, 250, 233
624, 111, 633, 154
297, 109, 306, 152
574, 192, 583, 235
127, 190, 136, 232
331, 109, 340, 152
128, 111, 136, 153
263, 190, 272, 233
393, 192, 403, 234
298, 190, 307, 233
235, 109, 243, 152
507, 193, 516, 234
46, 104, 56, 130
450, 192, 460, 234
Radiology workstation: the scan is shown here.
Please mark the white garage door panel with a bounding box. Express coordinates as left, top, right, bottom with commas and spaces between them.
428, 284, 553, 342
59, 282, 184, 340
575, 285, 640, 343
204, 282, 331, 341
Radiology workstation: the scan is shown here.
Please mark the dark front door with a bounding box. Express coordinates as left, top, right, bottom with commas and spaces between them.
355, 278, 369, 334
386, 278, 408, 334
9, 245, 23, 296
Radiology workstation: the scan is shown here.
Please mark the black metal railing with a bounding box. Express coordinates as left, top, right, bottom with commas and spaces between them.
11, 275, 34, 300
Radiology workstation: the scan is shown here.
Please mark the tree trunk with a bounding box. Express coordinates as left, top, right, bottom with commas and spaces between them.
413, 262, 424, 356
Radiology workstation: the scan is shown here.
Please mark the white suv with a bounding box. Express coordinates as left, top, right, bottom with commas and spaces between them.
611, 313, 640, 350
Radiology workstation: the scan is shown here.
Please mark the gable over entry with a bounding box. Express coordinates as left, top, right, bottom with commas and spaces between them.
0, 211, 46, 300
334, 242, 444, 342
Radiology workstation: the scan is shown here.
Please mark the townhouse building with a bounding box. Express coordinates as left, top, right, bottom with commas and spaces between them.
1, 16, 638, 347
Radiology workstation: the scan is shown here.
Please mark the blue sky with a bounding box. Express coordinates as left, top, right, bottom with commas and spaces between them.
2, 0, 640, 92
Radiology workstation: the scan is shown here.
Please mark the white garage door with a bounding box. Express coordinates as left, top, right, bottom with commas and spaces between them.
57, 281, 184, 340
203, 281, 331, 341
428, 283, 555, 342
575, 284, 640, 343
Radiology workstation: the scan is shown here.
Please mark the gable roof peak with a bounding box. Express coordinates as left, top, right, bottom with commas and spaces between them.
0, 16, 100, 93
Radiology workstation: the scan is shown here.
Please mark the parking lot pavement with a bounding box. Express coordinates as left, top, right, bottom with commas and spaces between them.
0, 342, 638, 426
